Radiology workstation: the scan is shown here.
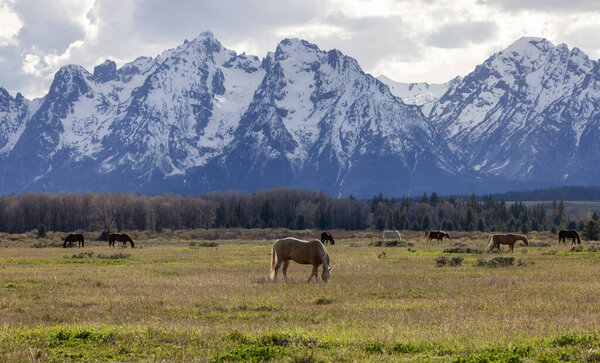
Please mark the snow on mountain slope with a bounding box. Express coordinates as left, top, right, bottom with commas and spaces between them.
377, 75, 461, 116
219, 38, 468, 196
99, 32, 264, 178
429, 37, 598, 183
0, 88, 40, 156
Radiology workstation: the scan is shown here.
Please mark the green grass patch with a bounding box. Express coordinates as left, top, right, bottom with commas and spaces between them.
550, 333, 596, 347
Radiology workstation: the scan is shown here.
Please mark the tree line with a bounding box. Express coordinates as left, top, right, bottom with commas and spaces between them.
0, 190, 597, 235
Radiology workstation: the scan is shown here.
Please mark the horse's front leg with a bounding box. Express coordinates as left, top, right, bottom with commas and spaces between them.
307, 265, 318, 283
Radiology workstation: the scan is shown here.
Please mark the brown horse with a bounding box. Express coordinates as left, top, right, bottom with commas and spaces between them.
486, 233, 528, 252
320, 231, 335, 245
108, 233, 135, 248
271, 237, 331, 283
559, 229, 581, 245
424, 230, 451, 243
63, 234, 85, 248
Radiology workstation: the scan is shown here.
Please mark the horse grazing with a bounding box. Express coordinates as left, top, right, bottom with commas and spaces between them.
559, 229, 581, 245
108, 233, 135, 248
424, 230, 451, 243
486, 233, 528, 253
320, 232, 335, 245
270, 237, 331, 283
63, 234, 85, 248
383, 230, 401, 240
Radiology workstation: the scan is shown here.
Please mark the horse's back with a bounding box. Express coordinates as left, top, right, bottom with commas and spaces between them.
273, 237, 325, 265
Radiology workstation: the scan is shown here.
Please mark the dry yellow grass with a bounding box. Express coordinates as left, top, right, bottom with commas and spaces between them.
1, 230, 600, 361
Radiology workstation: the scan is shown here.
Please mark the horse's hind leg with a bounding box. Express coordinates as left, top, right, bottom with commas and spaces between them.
273, 260, 283, 281
282, 260, 290, 282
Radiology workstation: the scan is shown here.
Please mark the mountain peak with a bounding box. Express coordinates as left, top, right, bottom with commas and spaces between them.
501, 37, 555, 58
93, 59, 117, 82
276, 38, 320, 55
186, 31, 222, 52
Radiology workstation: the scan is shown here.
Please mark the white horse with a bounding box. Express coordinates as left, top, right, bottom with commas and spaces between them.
383, 230, 401, 240
270, 237, 331, 283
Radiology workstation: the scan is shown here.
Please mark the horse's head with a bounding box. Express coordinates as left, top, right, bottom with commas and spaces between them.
445, 233, 451, 239
522, 236, 529, 245
330, 237, 335, 245
322, 267, 331, 282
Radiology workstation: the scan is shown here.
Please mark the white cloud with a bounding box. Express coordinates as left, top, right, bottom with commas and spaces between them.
0, 0, 600, 98
0, 2, 22, 46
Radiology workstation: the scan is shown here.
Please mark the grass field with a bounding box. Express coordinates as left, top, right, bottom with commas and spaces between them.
2, 229, 600, 362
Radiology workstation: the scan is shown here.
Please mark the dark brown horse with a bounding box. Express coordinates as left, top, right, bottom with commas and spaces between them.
63, 234, 84, 248
424, 230, 451, 243
320, 232, 335, 245
559, 229, 581, 245
108, 233, 135, 248
486, 233, 528, 253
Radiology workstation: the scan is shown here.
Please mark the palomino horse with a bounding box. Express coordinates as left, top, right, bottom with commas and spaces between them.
559, 229, 581, 245
382, 230, 401, 240
486, 233, 528, 253
270, 237, 331, 283
320, 231, 335, 245
108, 233, 135, 248
424, 230, 451, 243
63, 234, 85, 248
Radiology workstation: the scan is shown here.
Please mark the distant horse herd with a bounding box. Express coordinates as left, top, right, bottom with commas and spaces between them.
59, 227, 582, 283
63, 233, 135, 248
269, 228, 583, 283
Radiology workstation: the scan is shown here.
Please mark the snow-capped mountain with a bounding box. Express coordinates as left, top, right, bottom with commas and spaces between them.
213, 39, 468, 196
377, 75, 462, 116
429, 37, 600, 185
2, 33, 600, 197
0, 32, 473, 197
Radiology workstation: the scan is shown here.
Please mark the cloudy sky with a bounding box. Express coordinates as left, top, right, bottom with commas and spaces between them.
1, 0, 599, 98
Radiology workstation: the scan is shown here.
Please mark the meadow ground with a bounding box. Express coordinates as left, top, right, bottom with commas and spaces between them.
2, 229, 600, 362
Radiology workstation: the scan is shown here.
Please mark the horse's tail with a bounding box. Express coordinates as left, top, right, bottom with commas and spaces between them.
270, 245, 277, 280
63, 237, 68, 248
486, 235, 494, 252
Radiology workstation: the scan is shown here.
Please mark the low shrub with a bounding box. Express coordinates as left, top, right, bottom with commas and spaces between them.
521, 242, 551, 247
369, 240, 413, 247
314, 297, 333, 305
475, 257, 515, 267
190, 241, 218, 248
517, 259, 535, 266
588, 245, 600, 252
571, 246, 584, 252
31, 242, 63, 248
436, 256, 463, 267
96, 253, 131, 259
444, 244, 483, 254
67, 251, 94, 259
